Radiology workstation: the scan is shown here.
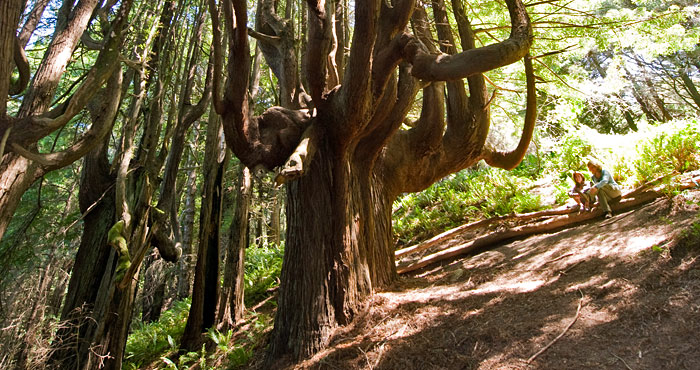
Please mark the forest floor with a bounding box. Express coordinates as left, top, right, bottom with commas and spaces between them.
254, 187, 700, 370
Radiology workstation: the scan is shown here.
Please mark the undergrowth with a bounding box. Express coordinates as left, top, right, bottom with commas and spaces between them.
393, 167, 544, 246
124, 299, 191, 369
124, 245, 283, 369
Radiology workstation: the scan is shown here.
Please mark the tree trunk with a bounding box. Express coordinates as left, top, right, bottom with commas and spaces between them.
680, 70, 700, 110
217, 166, 251, 329
48, 140, 116, 369
88, 270, 141, 370
0, 0, 23, 115
270, 187, 282, 246
177, 155, 199, 300
268, 138, 394, 361
180, 113, 225, 351
141, 255, 166, 323
0, 155, 43, 242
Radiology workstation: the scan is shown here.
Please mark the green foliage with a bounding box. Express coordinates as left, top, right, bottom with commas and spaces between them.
156, 313, 272, 370
208, 326, 253, 369
511, 153, 544, 179
244, 243, 284, 305
547, 134, 594, 178
124, 245, 282, 369
123, 299, 191, 369
393, 167, 544, 246
634, 122, 700, 184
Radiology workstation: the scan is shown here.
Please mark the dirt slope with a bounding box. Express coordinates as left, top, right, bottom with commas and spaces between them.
289, 189, 700, 369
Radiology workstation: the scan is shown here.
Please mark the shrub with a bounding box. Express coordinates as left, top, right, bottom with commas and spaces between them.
547, 134, 594, 177
244, 243, 284, 305
124, 299, 191, 369
634, 122, 700, 184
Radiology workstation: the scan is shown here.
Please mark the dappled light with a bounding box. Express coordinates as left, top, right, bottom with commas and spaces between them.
297, 190, 700, 369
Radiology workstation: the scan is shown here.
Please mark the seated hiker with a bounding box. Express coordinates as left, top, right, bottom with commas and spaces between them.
568, 171, 592, 211
586, 159, 622, 219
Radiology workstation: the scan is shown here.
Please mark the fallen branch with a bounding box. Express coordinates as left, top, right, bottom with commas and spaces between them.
526, 290, 584, 364
544, 252, 573, 265
395, 207, 574, 259
397, 189, 665, 274
395, 215, 511, 258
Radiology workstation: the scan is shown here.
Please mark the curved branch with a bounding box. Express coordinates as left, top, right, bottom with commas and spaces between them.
274, 123, 321, 185
404, 82, 446, 153
383, 81, 447, 194
480, 55, 536, 170
18, 0, 51, 48
10, 68, 123, 171
10, 35, 30, 96
247, 27, 281, 45
404, 0, 532, 81
80, 31, 105, 50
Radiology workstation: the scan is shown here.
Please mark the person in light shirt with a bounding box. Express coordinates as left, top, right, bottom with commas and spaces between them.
586, 159, 621, 219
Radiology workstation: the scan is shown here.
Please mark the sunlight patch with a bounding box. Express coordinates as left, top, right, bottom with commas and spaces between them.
472, 279, 547, 295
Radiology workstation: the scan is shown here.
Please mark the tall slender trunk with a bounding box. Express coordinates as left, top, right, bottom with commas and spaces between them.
217, 166, 251, 328
680, 70, 700, 110
180, 112, 225, 351
270, 187, 281, 246
177, 155, 199, 300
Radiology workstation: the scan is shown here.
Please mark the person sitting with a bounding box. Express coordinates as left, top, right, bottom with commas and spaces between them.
586, 159, 622, 219
568, 171, 592, 212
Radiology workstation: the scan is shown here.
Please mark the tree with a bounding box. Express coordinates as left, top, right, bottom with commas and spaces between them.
207, 0, 535, 360
0, 0, 131, 243
48, 0, 212, 367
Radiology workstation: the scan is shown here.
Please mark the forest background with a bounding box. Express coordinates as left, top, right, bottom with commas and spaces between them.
1, 0, 700, 369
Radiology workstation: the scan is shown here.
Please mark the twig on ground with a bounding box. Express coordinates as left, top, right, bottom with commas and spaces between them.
544, 253, 573, 265
526, 290, 584, 364
358, 345, 373, 370
610, 351, 634, 370
559, 261, 582, 275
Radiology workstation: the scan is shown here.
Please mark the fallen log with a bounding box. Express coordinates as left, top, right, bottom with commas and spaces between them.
396, 175, 698, 263
397, 188, 669, 274
395, 208, 576, 259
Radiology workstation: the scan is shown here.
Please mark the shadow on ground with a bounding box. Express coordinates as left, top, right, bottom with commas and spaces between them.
294, 191, 700, 370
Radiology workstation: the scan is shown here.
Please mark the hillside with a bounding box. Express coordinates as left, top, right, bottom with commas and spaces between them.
256, 189, 700, 369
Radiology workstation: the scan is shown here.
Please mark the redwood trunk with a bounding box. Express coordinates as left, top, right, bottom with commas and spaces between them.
268, 136, 394, 361
180, 115, 225, 351
217, 166, 251, 328
48, 140, 116, 369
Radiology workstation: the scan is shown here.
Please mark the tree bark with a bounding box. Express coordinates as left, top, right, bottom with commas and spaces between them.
141, 255, 166, 323
48, 139, 117, 369
680, 69, 700, 110
177, 147, 200, 300
0, 0, 23, 116
217, 166, 251, 329
180, 110, 225, 352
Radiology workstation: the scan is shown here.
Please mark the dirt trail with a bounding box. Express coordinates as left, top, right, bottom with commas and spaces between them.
291, 189, 700, 369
